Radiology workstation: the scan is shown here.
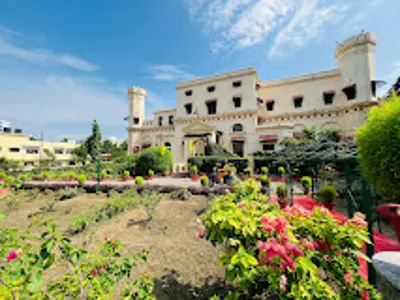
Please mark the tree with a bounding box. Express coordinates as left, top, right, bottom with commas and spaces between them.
0, 157, 19, 171
61, 138, 69, 142
357, 93, 400, 202
71, 144, 88, 166
85, 120, 102, 161
119, 140, 128, 152
43, 149, 56, 168
136, 146, 173, 176
102, 139, 115, 154
386, 76, 400, 97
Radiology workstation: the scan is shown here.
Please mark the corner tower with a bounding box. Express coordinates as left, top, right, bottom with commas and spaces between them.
127, 87, 146, 154
335, 32, 377, 101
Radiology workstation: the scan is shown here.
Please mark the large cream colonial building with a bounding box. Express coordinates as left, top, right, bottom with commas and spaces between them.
127, 32, 379, 166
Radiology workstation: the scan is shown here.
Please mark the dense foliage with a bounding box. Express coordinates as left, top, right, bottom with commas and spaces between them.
135, 146, 173, 176
188, 156, 252, 174
357, 93, 400, 202
319, 185, 337, 203
201, 180, 381, 299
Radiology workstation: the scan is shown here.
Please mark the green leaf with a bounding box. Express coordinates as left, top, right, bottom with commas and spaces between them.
27, 272, 44, 294
350, 250, 371, 262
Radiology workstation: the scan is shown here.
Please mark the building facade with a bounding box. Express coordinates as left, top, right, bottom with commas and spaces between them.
0, 133, 77, 168
127, 32, 379, 167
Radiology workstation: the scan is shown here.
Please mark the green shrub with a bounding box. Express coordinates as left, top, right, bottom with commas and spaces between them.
3, 176, 14, 187
135, 176, 145, 185
77, 174, 87, 185
319, 185, 337, 203
357, 93, 400, 202
148, 169, 154, 177
276, 184, 287, 201
55, 188, 84, 201
68, 171, 76, 179
260, 175, 270, 187
244, 166, 253, 176
231, 166, 237, 174
135, 146, 173, 176
200, 175, 209, 186
18, 174, 29, 183
170, 189, 192, 201
301, 176, 312, 194
261, 166, 269, 175
191, 165, 198, 175
0, 171, 5, 179
278, 166, 285, 176
188, 156, 252, 174
68, 213, 93, 235
39, 200, 56, 213
101, 169, 107, 179
42, 171, 50, 180
123, 170, 130, 178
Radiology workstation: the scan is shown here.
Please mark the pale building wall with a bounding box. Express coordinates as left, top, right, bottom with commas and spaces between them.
0, 133, 77, 167
176, 68, 258, 118
127, 32, 378, 166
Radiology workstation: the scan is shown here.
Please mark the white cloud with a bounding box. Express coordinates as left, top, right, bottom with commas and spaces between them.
269, 0, 347, 59
343, 0, 387, 30
147, 64, 196, 81
0, 27, 98, 72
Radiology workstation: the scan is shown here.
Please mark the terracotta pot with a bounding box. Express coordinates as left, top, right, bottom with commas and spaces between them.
322, 202, 335, 210
192, 174, 200, 181
279, 201, 287, 209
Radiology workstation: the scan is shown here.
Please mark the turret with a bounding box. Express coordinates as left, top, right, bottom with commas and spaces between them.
335, 32, 377, 101
127, 87, 146, 154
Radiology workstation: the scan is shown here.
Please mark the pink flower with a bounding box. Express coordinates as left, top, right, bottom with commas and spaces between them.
102, 264, 107, 270
238, 201, 246, 208
104, 237, 109, 242
283, 205, 311, 220
7, 251, 18, 261
279, 275, 287, 291
198, 228, 205, 238
348, 212, 367, 228
299, 238, 315, 251
111, 241, 116, 247
15, 249, 23, 256
92, 269, 99, 276
260, 216, 287, 235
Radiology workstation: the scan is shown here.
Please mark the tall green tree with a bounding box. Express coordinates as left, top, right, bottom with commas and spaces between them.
102, 139, 115, 154
86, 120, 102, 161
71, 144, 88, 166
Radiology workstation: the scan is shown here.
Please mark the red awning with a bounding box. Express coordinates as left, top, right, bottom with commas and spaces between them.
346, 136, 354, 141
233, 94, 242, 98
133, 115, 140, 119
259, 135, 278, 142
205, 98, 217, 104
266, 98, 275, 103
293, 95, 303, 100
343, 83, 356, 89
323, 90, 336, 95
231, 136, 245, 141
184, 102, 192, 106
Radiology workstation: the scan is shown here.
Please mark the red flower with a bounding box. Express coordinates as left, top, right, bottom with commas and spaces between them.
104, 237, 109, 242
7, 251, 18, 262
299, 238, 315, 251
198, 228, 205, 238
92, 269, 99, 276
111, 241, 116, 247
102, 264, 107, 270
260, 216, 287, 235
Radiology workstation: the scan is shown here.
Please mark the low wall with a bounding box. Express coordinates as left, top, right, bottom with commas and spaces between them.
372, 251, 400, 299
21, 181, 233, 195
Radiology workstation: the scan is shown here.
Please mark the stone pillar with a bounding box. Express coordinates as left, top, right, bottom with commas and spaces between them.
372, 251, 400, 299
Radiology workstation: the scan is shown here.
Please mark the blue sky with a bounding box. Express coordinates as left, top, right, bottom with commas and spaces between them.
0, 0, 399, 142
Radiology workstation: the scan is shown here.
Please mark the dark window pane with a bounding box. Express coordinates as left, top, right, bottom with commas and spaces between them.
233, 81, 242, 88
185, 90, 192, 96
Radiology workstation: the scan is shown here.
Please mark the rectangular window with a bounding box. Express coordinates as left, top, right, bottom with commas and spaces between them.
169, 115, 174, 125
207, 101, 217, 115
294, 97, 303, 108
232, 141, 244, 157
184, 103, 192, 114
233, 97, 241, 108
133, 117, 139, 124
9, 147, 20, 153
158, 116, 163, 126
371, 81, 377, 97
262, 144, 275, 151
54, 148, 64, 154
343, 84, 357, 100
207, 86, 216, 92
323, 92, 335, 105
25, 148, 39, 154
266, 101, 275, 111
185, 90, 192, 96
232, 80, 242, 88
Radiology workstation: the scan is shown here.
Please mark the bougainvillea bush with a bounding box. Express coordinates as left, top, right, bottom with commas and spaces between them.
0, 215, 155, 299
201, 180, 381, 299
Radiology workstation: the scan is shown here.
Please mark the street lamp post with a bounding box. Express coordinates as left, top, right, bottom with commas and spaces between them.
96, 154, 101, 193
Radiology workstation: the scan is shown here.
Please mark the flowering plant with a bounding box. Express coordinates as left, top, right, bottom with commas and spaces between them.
201, 180, 381, 299
0, 214, 155, 299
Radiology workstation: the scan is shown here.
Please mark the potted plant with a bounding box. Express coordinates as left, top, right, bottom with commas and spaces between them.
68, 171, 76, 182
42, 171, 50, 182
301, 176, 312, 196
77, 174, 87, 186
148, 169, 154, 180
135, 176, 145, 185
278, 166, 285, 180
101, 170, 107, 181
318, 185, 337, 210
200, 175, 209, 187
261, 166, 269, 175
123, 170, 130, 181
276, 184, 288, 209
191, 165, 200, 181
244, 166, 253, 179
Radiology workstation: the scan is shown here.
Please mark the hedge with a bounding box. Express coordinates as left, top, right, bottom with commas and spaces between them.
188, 156, 253, 174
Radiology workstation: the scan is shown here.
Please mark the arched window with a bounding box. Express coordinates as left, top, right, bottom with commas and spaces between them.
164, 142, 171, 151
158, 116, 163, 126
232, 123, 243, 132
